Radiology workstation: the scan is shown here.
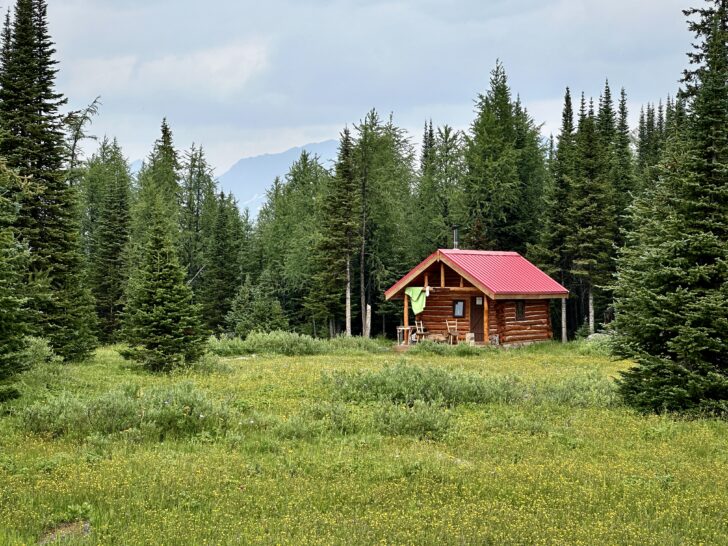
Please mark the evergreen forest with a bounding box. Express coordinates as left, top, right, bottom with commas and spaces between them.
0, 0, 726, 415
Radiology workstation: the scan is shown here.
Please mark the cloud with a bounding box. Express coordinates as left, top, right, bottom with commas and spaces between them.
65, 41, 268, 101
52, 0, 690, 173
137, 42, 269, 98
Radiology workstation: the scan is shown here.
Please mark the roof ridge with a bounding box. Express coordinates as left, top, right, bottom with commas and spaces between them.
440, 249, 520, 256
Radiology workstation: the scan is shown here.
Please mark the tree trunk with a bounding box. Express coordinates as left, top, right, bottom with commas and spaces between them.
561, 298, 568, 343
365, 304, 372, 339
345, 255, 352, 336
360, 240, 368, 338
588, 286, 595, 335
329, 318, 335, 339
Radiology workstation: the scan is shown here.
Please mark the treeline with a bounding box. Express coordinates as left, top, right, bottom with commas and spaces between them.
0, 0, 725, 413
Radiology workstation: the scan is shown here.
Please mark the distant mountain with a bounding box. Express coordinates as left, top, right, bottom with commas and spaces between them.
218, 140, 338, 215
129, 159, 143, 176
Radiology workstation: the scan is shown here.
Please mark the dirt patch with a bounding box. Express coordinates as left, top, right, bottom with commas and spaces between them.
39, 521, 91, 544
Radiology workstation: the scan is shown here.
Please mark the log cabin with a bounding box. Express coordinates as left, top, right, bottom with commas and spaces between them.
384, 249, 569, 347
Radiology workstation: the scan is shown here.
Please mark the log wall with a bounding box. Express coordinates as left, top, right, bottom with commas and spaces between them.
498, 300, 552, 344
417, 288, 471, 339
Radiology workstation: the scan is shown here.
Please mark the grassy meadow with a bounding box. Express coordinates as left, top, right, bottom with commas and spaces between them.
1, 340, 727, 545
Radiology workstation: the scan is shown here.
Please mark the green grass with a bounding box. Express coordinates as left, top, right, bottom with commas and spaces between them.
1, 342, 727, 545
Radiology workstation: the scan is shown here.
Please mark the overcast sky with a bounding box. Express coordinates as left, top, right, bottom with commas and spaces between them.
49, 0, 691, 174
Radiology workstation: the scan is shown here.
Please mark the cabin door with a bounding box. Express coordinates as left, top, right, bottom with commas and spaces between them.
470, 297, 484, 343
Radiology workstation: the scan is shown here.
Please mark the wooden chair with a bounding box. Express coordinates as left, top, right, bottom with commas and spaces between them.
445, 320, 459, 345
414, 321, 427, 343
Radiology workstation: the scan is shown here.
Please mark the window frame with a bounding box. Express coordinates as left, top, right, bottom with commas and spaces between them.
453, 299, 466, 318
515, 301, 526, 321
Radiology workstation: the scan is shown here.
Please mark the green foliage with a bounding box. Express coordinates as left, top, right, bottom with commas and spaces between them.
328, 362, 618, 409
232, 330, 321, 356
614, 11, 728, 415
20, 336, 62, 367
0, 163, 27, 383
4, 345, 726, 544
408, 340, 486, 357
462, 62, 546, 252
21, 383, 230, 440
122, 196, 206, 372
0, 0, 96, 361
208, 331, 390, 357
328, 363, 525, 407
374, 401, 452, 440
256, 152, 331, 331
199, 192, 245, 330
306, 128, 360, 330
179, 145, 217, 290
128, 119, 181, 265
565, 96, 617, 293
412, 123, 464, 255
225, 273, 288, 339
82, 138, 132, 342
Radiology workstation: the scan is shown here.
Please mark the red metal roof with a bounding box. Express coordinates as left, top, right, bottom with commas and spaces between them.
385, 249, 568, 300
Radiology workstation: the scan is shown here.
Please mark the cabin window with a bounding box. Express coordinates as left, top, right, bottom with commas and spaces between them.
453, 300, 465, 318
516, 301, 526, 321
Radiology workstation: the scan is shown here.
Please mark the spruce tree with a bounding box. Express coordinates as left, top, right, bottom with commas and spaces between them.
199, 192, 243, 331
611, 88, 637, 227
306, 127, 360, 335
84, 138, 132, 342
129, 119, 181, 263
226, 273, 288, 340
528, 88, 577, 339
463, 62, 545, 252
0, 0, 95, 361
123, 195, 206, 372
566, 96, 617, 334
615, 11, 728, 414
0, 161, 28, 385
179, 145, 217, 288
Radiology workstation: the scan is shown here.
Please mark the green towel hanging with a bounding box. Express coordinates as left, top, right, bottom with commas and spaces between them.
405, 287, 427, 315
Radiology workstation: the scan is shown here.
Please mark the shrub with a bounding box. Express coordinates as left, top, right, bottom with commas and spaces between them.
408, 341, 487, 357
21, 391, 87, 437
327, 363, 526, 407
325, 336, 391, 354
208, 331, 391, 357
207, 336, 248, 357
243, 331, 321, 356
21, 336, 63, 367
21, 383, 230, 440
374, 401, 452, 440
534, 371, 620, 408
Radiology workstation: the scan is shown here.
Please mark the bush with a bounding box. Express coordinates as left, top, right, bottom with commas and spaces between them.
21, 336, 63, 367
208, 331, 391, 357
325, 336, 391, 354
374, 401, 452, 440
207, 336, 248, 357
243, 331, 321, 356
408, 341, 487, 357
327, 363, 526, 407
21, 383, 230, 440
534, 370, 620, 408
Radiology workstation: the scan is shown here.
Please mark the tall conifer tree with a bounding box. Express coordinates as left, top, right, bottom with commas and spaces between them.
566, 96, 617, 334
529, 88, 577, 339
463, 62, 545, 252
306, 128, 360, 335
0, 0, 95, 360
615, 11, 728, 414
179, 145, 217, 288
123, 195, 206, 372
199, 192, 243, 331
83, 138, 132, 341
0, 162, 28, 385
